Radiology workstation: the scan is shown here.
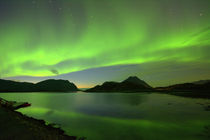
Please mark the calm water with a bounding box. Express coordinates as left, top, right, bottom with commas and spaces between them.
0, 92, 210, 140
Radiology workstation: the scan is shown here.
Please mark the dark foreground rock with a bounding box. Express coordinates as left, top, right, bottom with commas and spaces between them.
0, 97, 31, 110
0, 106, 77, 140
0, 79, 78, 92
86, 76, 153, 92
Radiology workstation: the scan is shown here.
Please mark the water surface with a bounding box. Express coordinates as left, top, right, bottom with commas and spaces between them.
0, 92, 210, 140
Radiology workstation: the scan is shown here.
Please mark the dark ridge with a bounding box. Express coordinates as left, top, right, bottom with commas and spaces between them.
193, 80, 210, 85
122, 76, 152, 88
155, 81, 210, 92
36, 79, 78, 92
0, 79, 78, 92
86, 76, 153, 93
155, 81, 210, 98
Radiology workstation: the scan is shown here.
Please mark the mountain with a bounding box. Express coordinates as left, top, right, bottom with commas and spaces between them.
0, 79, 35, 92
123, 76, 152, 88
35, 79, 78, 92
86, 76, 153, 92
155, 81, 210, 92
193, 80, 210, 85
155, 81, 210, 98
0, 79, 78, 92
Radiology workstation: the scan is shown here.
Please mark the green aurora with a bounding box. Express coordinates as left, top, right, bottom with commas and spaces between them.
0, 0, 210, 87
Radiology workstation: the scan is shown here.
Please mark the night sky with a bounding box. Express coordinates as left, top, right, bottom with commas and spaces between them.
0, 0, 210, 88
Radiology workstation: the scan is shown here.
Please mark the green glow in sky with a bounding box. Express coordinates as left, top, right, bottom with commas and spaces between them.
0, 0, 210, 85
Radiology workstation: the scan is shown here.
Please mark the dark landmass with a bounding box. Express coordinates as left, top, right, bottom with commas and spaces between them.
86, 76, 210, 98
86, 76, 153, 92
193, 80, 210, 85
155, 81, 210, 92
0, 79, 78, 92
0, 103, 79, 140
155, 80, 210, 98
0, 97, 31, 110
0, 77, 210, 98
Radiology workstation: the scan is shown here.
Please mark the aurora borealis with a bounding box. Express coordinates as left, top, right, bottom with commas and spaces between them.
0, 0, 210, 88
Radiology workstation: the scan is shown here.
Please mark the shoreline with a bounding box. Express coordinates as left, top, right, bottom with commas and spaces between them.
0, 103, 82, 140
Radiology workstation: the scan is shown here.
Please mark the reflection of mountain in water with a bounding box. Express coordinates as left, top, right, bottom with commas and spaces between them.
100, 93, 147, 106
75, 93, 148, 119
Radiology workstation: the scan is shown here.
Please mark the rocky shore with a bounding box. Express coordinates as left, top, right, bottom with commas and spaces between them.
0, 99, 80, 140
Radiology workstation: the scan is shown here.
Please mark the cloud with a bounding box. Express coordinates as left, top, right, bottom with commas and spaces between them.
50, 69, 59, 75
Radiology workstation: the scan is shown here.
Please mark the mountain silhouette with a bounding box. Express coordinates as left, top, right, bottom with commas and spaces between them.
192, 80, 210, 85
0, 79, 78, 92
122, 76, 152, 88
86, 76, 153, 92
156, 80, 210, 92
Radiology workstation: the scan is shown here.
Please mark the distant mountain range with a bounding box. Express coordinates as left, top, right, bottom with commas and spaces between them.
155, 80, 210, 92
0, 77, 209, 94
193, 80, 210, 85
0, 79, 78, 92
86, 76, 153, 92
86, 77, 210, 93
